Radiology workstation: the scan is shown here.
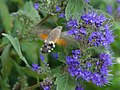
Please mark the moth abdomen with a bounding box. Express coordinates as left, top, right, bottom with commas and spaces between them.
41, 40, 55, 53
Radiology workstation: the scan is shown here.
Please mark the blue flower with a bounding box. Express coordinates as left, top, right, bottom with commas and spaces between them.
72, 49, 81, 55
67, 19, 78, 28
103, 29, 114, 46
43, 86, 50, 90
89, 31, 104, 46
99, 53, 112, 66
117, 6, 120, 16
34, 3, 39, 10
66, 50, 112, 86
91, 72, 109, 86
82, 70, 92, 81
56, 6, 61, 12
40, 78, 52, 90
66, 56, 80, 67
75, 85, 84, 90
84, 0, 90, 3
31, 64, 40, 71
79, 27, 86, 35
106, 5, 113, 15
40, 54, 44, 61
50, 53, 58, 59
86, 62, 92, 68
59, 13, 65, 18
66, 10, 114, 87
81, 12, 106, 27
116, 0, 120, 3
100, 65, 108, 75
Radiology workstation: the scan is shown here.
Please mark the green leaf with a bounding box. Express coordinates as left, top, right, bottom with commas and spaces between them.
22, 67, 47, 79
1, 44, 12, 87
23, 1, 40, 20
0, 0, 12, 33
21, 41, 38, 64
0, 75, 10, 90
13, 60, 46, 79
65, 0, 84, 20
55, 73, 76, 90
57, 52, 66, 63
86, 46, 106, 54
2, 33, 30, 67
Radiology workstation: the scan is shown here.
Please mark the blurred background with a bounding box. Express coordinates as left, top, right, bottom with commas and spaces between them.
0, 0, 120, 90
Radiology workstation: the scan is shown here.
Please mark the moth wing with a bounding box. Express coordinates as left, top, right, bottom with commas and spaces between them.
30, 25, 51, 39
56, 38, 67, 47
58, 31, 80, 48
46, 26, 62, 43
39, 33, 48, 40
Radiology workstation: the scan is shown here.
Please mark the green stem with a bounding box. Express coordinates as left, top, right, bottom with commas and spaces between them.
36, 14, 52, 26
37, 77, 39, 84
25, 82, 41, 90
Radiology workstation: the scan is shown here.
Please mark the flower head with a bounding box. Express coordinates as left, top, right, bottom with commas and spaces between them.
59, 13, 65, 18
66, 50, 112, 86
117, 6, 120, 16
40, 77, 53, 90
106, 5, 113, 15
31, 64, 40, 71
116, 0, 120, 3
89, 31, 104, 46
67, 18, 78, 28
34, 3, 39, 10
66, 10, 114, 88
50, 53, 58, 59
84, 0, 90, 3
40, 54, 44, 61
56, 5, 61, 12
75, 85, 84, 90
42, 85, 50, 90
81, 12, 106, 27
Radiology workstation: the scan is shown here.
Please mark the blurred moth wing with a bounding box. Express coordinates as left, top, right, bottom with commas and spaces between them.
39, 26, 79, 53
46, 26, 62, 43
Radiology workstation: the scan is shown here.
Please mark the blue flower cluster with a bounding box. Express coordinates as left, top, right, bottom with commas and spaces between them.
31, 64, 40, 71
84, 0, 90, 3
106, 5, 113, 15
66, 49, 112, 86
116, 0, 120, 3
34, 3, 39, 10
67, 11, 114, 47
40, 77, 53, 90
81, 12, 106, 27
55, 5, 65, 18
75, 85, 84, 90
117, 6, 120, 16
41, 85, 50, 90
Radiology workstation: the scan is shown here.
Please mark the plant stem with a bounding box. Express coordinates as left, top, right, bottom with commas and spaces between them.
36, 14, 52, 26
25, 82, 41, 90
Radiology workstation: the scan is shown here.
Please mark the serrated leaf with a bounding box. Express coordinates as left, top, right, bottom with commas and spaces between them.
55, 73, 76, 90
1, 44, 12, 87
2, 33, 30, 67
0, 0, 12, 33
65, 0, 84, 20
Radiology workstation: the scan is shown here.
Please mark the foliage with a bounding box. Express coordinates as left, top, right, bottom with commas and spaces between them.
0, 0, 120, 90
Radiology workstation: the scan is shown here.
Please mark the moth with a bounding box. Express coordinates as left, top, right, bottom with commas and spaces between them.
40, 26, 67, 53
